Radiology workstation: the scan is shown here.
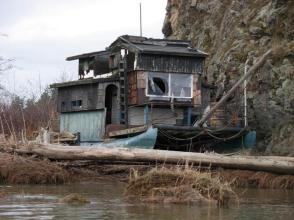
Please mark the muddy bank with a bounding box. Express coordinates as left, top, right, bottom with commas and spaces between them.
0, 152, 70, 184
0, 151, 294, 191
60, 160, 294, 190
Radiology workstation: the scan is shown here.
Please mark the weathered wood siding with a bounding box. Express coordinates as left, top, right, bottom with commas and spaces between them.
60, 110, 106, 142
97, 82, 120, 110
128, 107, 184, 126
57, 81, 119, 113
111, 94, 120, 124
57, 83, 99, 112
137, 54, 204, 74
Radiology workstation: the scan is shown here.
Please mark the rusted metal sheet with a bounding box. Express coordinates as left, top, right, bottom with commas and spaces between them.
108, 125, 148, 138
60, 110, 106, 142
128, 71, 138, 105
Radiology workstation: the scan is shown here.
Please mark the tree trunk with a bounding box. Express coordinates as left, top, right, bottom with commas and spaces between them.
16, 144, 294, 175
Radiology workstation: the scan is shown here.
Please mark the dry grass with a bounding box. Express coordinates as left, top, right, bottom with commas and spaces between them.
0, 152, 70, 184
220, 170, 294, 189
125, 165, 238, 206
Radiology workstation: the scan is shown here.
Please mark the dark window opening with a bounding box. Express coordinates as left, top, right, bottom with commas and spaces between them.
147, 72, 169, 96
153, 77, 166, 94
71, 100, 82, 107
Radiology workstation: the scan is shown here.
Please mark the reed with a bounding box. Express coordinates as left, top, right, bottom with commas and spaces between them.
125, 165, 239, 206
0, 152, 70, 184
220, 169, 294, 189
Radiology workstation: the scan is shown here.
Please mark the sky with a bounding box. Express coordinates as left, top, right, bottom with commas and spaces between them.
0, 0, 167, 97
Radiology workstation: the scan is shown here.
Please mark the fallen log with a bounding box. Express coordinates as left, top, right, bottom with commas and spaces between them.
13, 144, 294, 175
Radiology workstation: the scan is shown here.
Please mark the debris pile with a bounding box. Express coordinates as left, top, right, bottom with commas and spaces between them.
125, 166, 238, 206
35, 128, 78, 144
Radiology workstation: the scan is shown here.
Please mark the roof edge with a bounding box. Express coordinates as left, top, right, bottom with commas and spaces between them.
66, 50, 109, 61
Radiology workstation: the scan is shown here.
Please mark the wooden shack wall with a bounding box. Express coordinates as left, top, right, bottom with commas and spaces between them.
128, 107, 184, 126
57, 83, 99, 112
97, 81, 120, 110
137, 54, 204, 74
94, 55, 110, 75
57, 81, 119, 113
127, 70, 201, 106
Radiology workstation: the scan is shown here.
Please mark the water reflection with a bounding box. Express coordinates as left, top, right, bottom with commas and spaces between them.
0, 179, 294, 220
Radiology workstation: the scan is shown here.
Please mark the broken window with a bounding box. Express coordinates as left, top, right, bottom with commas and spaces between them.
147, 72, 169, 96
146, 72, 193, 98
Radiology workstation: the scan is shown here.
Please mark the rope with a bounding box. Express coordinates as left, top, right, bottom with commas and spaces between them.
158, 129, 205, 141
158, 126, 247, 143
203, 127, 247, 141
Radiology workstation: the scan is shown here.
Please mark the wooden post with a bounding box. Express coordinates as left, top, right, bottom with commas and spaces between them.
194, 49, 272, 127
144, 105, 149, 125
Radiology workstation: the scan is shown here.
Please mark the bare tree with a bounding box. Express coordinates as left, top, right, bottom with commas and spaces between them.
0, 33, 14, 90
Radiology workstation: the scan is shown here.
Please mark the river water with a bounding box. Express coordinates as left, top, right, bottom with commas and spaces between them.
0, 178, 294, 220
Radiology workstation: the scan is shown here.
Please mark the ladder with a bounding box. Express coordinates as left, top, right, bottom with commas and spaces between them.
119, 60, 128, 126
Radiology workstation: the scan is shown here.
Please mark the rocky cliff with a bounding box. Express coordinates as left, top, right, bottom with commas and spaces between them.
162, 0, 294, 155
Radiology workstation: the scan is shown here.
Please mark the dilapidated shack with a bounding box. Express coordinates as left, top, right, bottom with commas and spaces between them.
51, 35, 209, 143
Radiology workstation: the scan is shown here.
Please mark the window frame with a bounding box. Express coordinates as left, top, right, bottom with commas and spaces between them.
71, 100, 83, 108
146, 72, 193, 99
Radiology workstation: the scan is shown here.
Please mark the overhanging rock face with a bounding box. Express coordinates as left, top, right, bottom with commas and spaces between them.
162, 0, 294, 154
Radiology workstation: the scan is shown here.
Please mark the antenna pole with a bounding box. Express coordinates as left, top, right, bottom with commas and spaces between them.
140, 3, 142, 36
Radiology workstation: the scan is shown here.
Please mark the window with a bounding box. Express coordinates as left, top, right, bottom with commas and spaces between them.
170, 74, 192, 98
147, 72, 169, 96
71, 100, 82, 108
146, 72, 193, 98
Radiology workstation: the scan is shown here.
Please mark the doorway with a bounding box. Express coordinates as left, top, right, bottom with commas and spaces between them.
105, 84, 118, 125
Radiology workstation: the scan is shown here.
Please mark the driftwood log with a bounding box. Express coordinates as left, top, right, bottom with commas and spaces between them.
14, 144, 294, 175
